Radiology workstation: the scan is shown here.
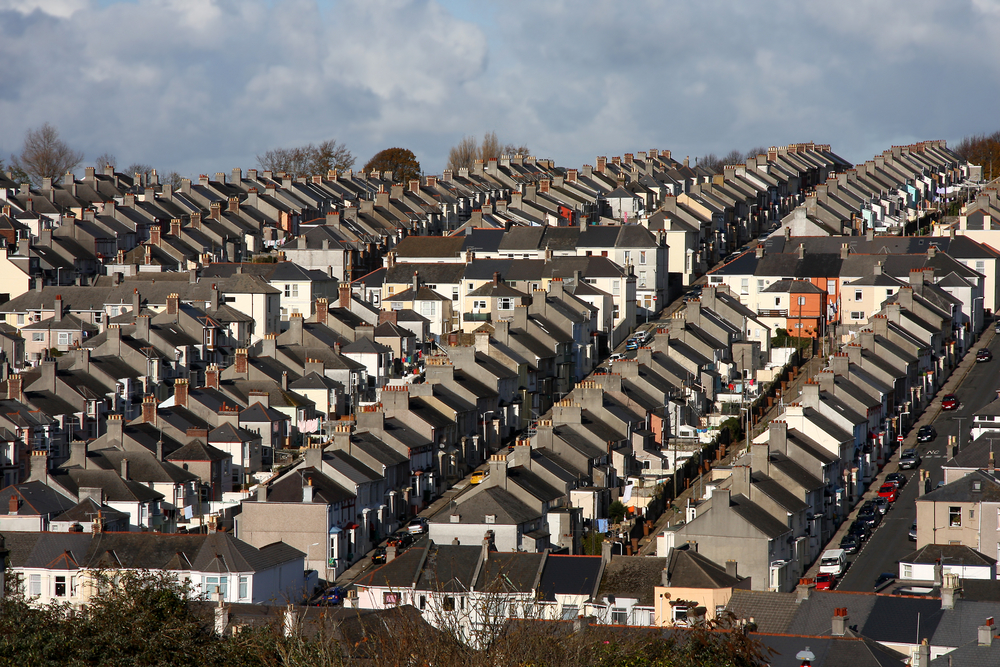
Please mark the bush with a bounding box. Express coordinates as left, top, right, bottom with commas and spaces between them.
609, 500, 627, 524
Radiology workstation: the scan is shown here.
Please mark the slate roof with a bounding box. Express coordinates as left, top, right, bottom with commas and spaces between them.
919, 470, 1000, 503
899, 544, 996, 568
353, 537, 429, 588
414, 543, 482, 592
430, 486, 539, 526
0, 480, 76, 517
537, 554, 603, 600
665, 544, 744, 589
727, 493, 792, 539
597, 556, 667, 606
752, 633, 907, 667
165, 439, 230, 463
50, 497, 129, 524
476, 552, 544, 593
3, 531, 303, 573
725, 589, 798, 633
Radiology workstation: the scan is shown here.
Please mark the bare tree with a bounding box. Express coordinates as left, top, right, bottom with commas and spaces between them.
696, 153, 722, 174
447, 135, 479, 171
164, 171, 184, 189
745, 146, 769, 159
446, 131, 530, 172
94, 152, 117, 171
11, 122, 85, 187
720, 149, 745, 168
257, 139, 355, 176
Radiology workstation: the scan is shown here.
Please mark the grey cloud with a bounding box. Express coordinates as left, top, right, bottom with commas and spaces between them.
1, 0, 998, 177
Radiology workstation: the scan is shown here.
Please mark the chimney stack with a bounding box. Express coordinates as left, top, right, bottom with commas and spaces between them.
831, 607, 848, 636
166, 293, 179, 316
204, 364, 219, 390
316, 297, 329, 325
174, 378, 189, 408
141, 395, 157, 424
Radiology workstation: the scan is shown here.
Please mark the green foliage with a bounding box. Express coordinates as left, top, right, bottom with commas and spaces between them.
0, 569, 770, 666
609, 500, 627, 524
770, 328, 810, 352
363, 147, 421, 184
582, 530, 606, 555
0, 571, 268, 666
719, 417, 743, 443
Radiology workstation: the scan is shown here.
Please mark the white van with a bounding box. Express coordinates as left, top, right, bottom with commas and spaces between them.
819, 549, 846, 576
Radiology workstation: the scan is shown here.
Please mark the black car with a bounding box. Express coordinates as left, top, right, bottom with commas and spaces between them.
849, 520, 871, 542
886, 472, 907, 487
977, 348, 993, 363
857, 507, 880, 529
839, 534, 860, 554
916, 426, 936, 444
371, 547, 387, 564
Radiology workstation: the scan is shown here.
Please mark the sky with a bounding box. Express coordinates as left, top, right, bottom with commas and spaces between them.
2, 0, 999, 180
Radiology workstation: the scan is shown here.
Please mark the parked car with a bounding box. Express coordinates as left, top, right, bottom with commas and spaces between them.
942, 394, 959, 410
609, 352, 627, 361
839, 534, 860, 554
916, 426, 936, 444
878, 483, 898, 502
886, 472, 907, 487
849, 520, 871, 542
873, 496, 889, 515
470, 470, 488, 485
371, 547, 387, 564
874, 573, 896, 592
857, 506, 880, 529
387, 532, 414, 550
977, 348, 993, 363
407, 517, 428, 535
316, 586, 346, 606
815, 573, 836, 591
995, 322, 1000, 334
909, 521, 918, 541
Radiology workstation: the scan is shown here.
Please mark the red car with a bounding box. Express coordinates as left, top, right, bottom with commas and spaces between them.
942, 394, 959, 410
878, 483, 898, 502
815, 573, 836, 590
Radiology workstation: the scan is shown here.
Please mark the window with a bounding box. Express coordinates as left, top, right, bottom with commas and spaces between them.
855, 290, 863, 301
94, 312, 102, 324
977, 261, 985, 273
797, 296, 806, 306
757, 279, 764, 291
16, 314, 23, 325
419, 595, 426, 610
55, 576, 66, 597
775, 297, 781, 307
671, 605, 688, 624
755, 328, 761, 338
387, 286, 394, 295
239, 576, 248, 600
29, 574, 40, 597
611, 608, 628, 625
970, 509, 975, 520
639, 251, 647, 265
31, 332, 44, 342
57, 332, 71, 346
827, 279, 836, 294
473, 300, 487, 310
383, 592, 400, 606
902, 564, 912, 579
612, 281, 620, 296
624, 251, 631, 265
498, 298, 513, 310
709, 276, 723, 284
452, 288, 458, 301
639, 270, 647, 287
110, 306, 119, 316
419, 301, 436, 318
741, 278, 749, 295
204, 576, 228, 600
850, 311, 864, 320
561, 604, 579, 620
795, 323, 803, 329
443, 596, 455, 611
468, 283, 474, 290
949, 507, 961, 527
531, 283, 539, 292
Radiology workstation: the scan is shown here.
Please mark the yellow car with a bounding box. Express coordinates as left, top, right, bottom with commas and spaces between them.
470, 470, 488, 485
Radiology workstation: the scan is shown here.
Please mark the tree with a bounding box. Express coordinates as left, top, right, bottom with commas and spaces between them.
745, 146, 769, 160
94, 152, 117, 171
447, 135, 479, 171
954, 130, 1000, 182
609, 500, 627, 524
257, 139, 355, 176
696, 153, 722, 174
363, 147, 421, 184
10, 122, 84, 187
446, 131, 531, 171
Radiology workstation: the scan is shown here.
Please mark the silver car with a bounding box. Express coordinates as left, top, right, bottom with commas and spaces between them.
873, 496, 889, 515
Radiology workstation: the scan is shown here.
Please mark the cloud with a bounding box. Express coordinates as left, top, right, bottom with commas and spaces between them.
1, 0, 998, 177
